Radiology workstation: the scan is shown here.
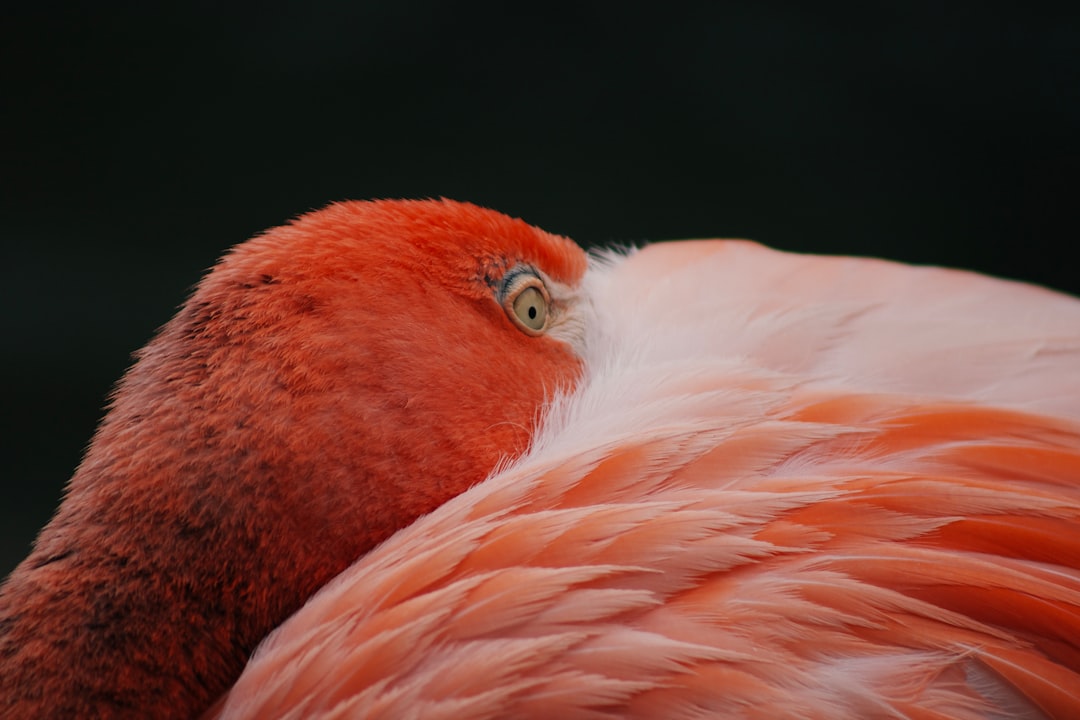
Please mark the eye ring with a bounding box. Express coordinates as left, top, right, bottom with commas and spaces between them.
501, 269, 551, 335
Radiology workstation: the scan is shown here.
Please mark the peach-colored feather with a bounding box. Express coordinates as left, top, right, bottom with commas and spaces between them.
208, 241, 1080, 719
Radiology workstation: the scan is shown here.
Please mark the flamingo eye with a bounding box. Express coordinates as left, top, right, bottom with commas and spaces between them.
502, 270, 551, 335
513, 287, 548, 331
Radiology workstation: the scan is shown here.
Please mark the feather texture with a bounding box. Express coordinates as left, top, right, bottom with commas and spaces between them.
210, 240, 1080, 719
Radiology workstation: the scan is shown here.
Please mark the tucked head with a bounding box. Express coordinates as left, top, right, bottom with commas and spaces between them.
0, 198, 588, 719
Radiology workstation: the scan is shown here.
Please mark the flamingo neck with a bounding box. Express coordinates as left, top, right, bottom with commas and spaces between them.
0, 456, 375, 720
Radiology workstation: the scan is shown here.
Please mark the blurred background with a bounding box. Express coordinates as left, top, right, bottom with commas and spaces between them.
3, 2, 1078, 576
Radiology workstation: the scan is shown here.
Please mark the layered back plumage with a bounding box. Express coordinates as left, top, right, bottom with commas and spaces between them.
211, 239, 1080, 719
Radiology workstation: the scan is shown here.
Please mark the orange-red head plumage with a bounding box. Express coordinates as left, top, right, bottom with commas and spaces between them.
0, 199, 587, 719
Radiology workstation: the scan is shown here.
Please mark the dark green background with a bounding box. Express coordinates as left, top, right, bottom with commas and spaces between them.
3, 3, 1078, 576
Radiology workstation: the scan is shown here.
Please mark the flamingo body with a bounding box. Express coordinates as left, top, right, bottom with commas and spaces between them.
213, 240, 1080, 718
3, 203, 1080, 718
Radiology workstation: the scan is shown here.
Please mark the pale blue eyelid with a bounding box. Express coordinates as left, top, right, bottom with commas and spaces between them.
498, 264, 542, 303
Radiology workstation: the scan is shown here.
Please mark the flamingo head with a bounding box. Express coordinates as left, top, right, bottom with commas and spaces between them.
0, 199, 588, 718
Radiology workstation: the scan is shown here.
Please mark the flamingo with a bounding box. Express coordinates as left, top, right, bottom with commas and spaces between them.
2, 200, 1079, 719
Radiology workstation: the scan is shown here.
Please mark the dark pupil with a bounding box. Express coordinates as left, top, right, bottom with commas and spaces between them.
528, 305, 537, 319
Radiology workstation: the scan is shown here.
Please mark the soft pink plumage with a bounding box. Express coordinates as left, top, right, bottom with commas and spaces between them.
209, 239, 1080, 719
